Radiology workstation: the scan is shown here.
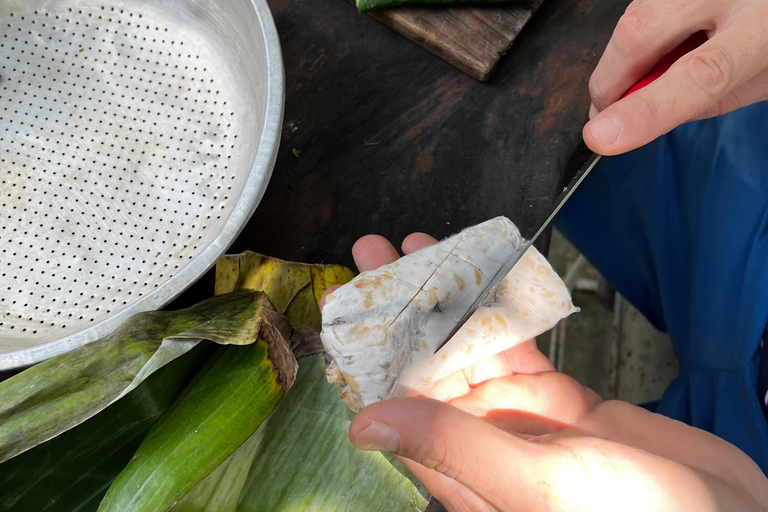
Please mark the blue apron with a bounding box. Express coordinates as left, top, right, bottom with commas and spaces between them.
555, 101, 768, 474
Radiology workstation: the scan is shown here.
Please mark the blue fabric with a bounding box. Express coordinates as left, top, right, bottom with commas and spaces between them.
555, 101, 768, 475
758, 330, 768, 424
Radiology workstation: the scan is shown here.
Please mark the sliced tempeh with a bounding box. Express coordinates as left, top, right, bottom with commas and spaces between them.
321, 217, 577, 411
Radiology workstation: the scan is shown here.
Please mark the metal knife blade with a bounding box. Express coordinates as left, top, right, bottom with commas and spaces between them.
432, 31, 707, 355
433, 152, 602, 354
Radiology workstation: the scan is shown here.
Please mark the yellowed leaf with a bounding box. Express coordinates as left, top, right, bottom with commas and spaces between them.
216, 252, 354, 330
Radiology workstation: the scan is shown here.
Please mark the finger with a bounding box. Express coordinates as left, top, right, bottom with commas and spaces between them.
479, 409, 578, 438
589, 102, 598, 120
319, 284, 342, 311
691, 66, 768, 120
351, 399, 744, 511
589, 0, 720, 111
448, 372, 600, 432
585, 23, 768, 154
417, 371, 472, 402
415, 340, 555, 402
462, 338, 555, 386
398, 458, 503, 512
352, 234, 400, 272
415, 340, 554, 402
402, 232, 438, 255
349, 397, 551, 510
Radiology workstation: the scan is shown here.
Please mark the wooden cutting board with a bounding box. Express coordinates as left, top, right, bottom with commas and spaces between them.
346, 0, 545, 81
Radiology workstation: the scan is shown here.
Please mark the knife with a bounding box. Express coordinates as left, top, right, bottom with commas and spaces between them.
435, 31, 708, 354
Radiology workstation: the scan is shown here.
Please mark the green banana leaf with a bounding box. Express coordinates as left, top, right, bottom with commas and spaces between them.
0, 344, 210, 512
171, 253, 427, 511
167, 425, 258, 512
239, 354, 428, 511
0, 292, 274, 511
0, 292, 268, 464
172, 355, 428, 512
2, 250, 426, 512
97, 302, 298, 512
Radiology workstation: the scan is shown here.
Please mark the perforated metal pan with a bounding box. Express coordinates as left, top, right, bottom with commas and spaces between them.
0, 0, 284, 370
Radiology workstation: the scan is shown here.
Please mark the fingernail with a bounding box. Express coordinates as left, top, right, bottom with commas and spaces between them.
353, 421, 400, 452
588, 115, 622, 146
588, 103, 598, 120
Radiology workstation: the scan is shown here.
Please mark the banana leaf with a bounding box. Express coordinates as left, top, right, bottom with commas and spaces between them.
171, 254, 428, 511
0, 292, 268, 464
0, 292, 274, 511
0, 344, 210, 512
2, 251, 425, 511
239, 354, 428, 511
97, 299, 298, 512
215, 252, 355, 330
172, 355, 428, 512
167, 425, 258, 512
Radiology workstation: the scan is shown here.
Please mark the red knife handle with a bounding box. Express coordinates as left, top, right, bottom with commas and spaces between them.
621, 31, 708, 98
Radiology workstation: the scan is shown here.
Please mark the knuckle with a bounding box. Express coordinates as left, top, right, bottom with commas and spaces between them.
685, 47, 733, 97
417, 436, 464, 480
588, 73, 606, 104
613, 5, 655, 54
628, 93, 657, 121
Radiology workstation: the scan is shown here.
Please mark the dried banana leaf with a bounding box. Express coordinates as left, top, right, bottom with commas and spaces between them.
216, 252, 355, 330
0, 344, 209, 512
0, 292, 268, 464
97, 301, 297, 512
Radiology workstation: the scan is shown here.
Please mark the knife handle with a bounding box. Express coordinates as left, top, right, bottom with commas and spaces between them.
621, 31, 708, 98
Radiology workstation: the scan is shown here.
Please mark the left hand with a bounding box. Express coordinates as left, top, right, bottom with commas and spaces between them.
320, 232, 556, 403
323, 233, 768, 512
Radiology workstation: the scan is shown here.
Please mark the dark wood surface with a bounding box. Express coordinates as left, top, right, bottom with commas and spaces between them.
169, 5, 628, 508
212, 2, 628, 505
1, 0, 630, 507
175, 0, 628, 309
346, 0, 544, 81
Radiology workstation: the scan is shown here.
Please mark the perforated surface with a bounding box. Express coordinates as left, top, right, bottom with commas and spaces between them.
0, 0, 281, 364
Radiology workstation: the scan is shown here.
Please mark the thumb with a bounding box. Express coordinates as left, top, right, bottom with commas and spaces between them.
319, 284, 342, 310
349, 397, 552, 510
584, 26, 761, 155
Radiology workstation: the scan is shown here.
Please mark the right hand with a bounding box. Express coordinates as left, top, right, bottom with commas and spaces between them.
333, 232, 768, 511
584, 0, 768, 156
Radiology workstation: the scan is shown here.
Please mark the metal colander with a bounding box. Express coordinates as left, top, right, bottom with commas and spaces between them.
0, 0, 284, 370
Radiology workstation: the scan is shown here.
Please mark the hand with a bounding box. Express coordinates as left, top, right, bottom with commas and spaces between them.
584, 0, 768, 155
329, 233, 768, 511
320, 232, 555, 402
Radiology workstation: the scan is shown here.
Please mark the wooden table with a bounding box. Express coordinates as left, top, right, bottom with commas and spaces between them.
173, 0, 628, 307
167, 2, 629, 507
1, 0, 630, 506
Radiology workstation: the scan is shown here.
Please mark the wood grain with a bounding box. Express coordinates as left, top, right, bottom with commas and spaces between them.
2, 0, 632, 508
346, 0, 544, 81
167, 0, 628, 308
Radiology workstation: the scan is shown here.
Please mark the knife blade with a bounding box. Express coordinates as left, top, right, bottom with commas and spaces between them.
434, 32, 707, 355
